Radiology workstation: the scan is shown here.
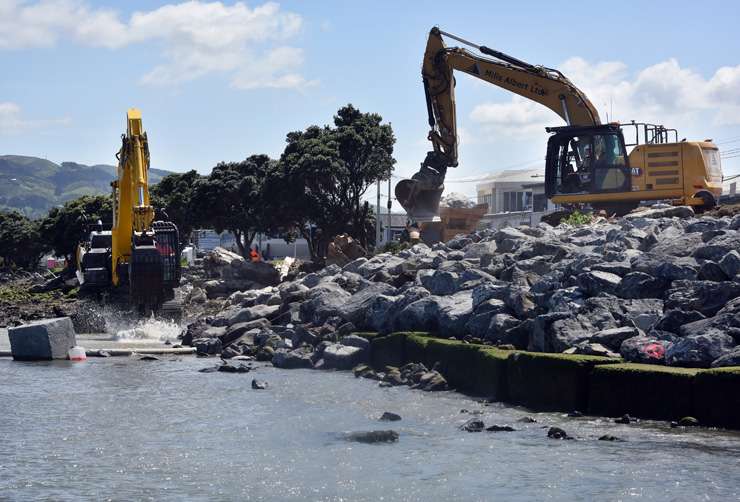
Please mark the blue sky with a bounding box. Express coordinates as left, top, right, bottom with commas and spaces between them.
2, 0, 740, 201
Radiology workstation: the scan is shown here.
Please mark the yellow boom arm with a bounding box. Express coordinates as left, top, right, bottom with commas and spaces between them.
423, 27, 601, 169
111, 108, 155, 286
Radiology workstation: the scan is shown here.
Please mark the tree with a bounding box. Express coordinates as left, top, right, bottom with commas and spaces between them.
333, 104, 395, 248
39, 195, 112, 264
192, 155, 277, 258
150, 170, 202, 244
272, 104, 395, 260
0, 210, 47, 269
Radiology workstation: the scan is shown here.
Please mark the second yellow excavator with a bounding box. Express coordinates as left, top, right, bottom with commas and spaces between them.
396, 27, 723, 221
76, 109, 181, 312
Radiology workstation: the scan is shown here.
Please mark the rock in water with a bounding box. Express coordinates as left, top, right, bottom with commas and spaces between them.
379, 412, 402, 422
344, 430, 399, 443
486, 425, 515, 432
460, 419, 485, 432
8, 317, 77, 360
547, 427, 571, 439
598, 435, 625, 442
217, 361, 251, 373
251, 379, 268, 389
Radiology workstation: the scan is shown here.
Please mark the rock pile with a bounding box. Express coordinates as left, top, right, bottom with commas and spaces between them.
183, 206, 740, 370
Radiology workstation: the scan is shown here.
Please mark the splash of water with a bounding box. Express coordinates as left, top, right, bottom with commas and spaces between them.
112, 314, 182, 343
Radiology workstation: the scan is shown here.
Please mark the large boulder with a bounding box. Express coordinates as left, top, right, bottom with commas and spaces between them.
654, 309, 705, 334
665, 280, 740, 316
590, 326, 640, 352
227, 305, 279, 325
420, 270, 459, 296
665, 333, 736, 368
616, 272, 667, 299
337, 282, 396, 327
693, 232, 740, 262
436, 292, 475, 337
322, 344, 365, 370
529, 312, 595, 352
577, 271, 621, 296
300, 282, 352, 324
619, 336, 673, 365
719, 250, 740, 278
9, 317, 77, 360
272, 348, 314, 369
625, 205, 694, 220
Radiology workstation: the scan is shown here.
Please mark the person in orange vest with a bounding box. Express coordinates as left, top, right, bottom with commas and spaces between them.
249, 246, 260, 262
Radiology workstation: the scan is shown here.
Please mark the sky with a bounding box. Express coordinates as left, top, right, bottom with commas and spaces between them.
1, 0, 740, 204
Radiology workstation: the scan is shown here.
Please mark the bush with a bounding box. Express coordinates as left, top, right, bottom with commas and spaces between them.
561, 210, 593, 226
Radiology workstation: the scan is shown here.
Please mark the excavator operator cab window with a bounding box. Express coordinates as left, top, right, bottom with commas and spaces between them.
546, 129, 630, 196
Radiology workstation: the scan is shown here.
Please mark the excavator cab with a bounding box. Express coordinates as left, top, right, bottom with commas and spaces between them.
545, 124, 631, 198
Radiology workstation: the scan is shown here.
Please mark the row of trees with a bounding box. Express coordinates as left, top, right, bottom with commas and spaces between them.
0, 104, 395, 268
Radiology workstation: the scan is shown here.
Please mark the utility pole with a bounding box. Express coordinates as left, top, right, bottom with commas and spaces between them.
387, 177, 392, 242
376, 179, 382, 249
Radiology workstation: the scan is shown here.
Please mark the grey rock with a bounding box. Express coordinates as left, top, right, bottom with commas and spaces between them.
665, 333, 736, 368
323, 344, 364, 370
379, 412, 402, 422
665, 280, 740, 316
337, 282, 396, 326
577, 270, 622, 296
228, 304, 280, 325
460, 419, 485, 432
194, 337, 222, 355
654, 309, 706, 334
420, 270, 459, 296
619, 336, 672, 364
221, 319, 271, 346
485, 314, 521, 343
616, 272, 667, 299
625, 205, 694, 220
251, 379, 268, 389
590, 326, 640, 351
272, 348, 314, 369
9, 317, 77, 360
463, 241, 497, 259
711, 347, 740, 367
698, 261, 728, 282
300, 282, 352, 324
719, 250, 740, 278
344, 430, 399, 443
436, 292, 475, 337
693, 232, 740, 262
530, 312, 595, 352
341, 334, 370, 351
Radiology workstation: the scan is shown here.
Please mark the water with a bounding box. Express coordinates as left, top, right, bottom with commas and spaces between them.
0, 357, 738, 501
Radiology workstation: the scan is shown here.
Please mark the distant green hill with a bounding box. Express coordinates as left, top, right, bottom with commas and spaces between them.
0, 155, 172, 218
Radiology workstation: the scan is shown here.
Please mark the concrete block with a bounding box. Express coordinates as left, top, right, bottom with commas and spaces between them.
9, 317, 77, 360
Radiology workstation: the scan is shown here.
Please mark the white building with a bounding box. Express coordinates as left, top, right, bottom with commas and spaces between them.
475, 168, 558, 229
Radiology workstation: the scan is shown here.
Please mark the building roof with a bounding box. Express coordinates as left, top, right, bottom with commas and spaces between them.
476, 168, 545, 191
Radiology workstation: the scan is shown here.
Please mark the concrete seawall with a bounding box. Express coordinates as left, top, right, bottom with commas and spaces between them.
368, 332, 740, 430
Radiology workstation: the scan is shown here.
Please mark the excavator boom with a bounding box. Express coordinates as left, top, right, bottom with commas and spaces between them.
397, 27, 600, 222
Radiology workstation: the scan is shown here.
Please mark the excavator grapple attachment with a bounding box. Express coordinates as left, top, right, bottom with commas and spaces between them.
395, 178, 443, 223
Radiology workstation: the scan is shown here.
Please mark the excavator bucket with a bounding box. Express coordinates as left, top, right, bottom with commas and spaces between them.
395, 178, 444, 223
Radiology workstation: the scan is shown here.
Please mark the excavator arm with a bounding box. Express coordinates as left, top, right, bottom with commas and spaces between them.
397, 27, 601, 221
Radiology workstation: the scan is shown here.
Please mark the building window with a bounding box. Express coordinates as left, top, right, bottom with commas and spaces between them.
533, 193, 547, 212
447, 218, 468, 229
503, 191, 533, 212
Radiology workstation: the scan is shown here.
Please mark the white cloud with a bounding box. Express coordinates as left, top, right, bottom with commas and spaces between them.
0, 101, 71, 134
0, 1, 311, 90
470, 57, 740, 134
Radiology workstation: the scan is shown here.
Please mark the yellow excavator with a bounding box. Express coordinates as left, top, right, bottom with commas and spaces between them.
396, 27, 724, 221
76, 109, 181, 311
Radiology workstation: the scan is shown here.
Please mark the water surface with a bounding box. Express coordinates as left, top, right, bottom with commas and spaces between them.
1, 357, 738, 501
